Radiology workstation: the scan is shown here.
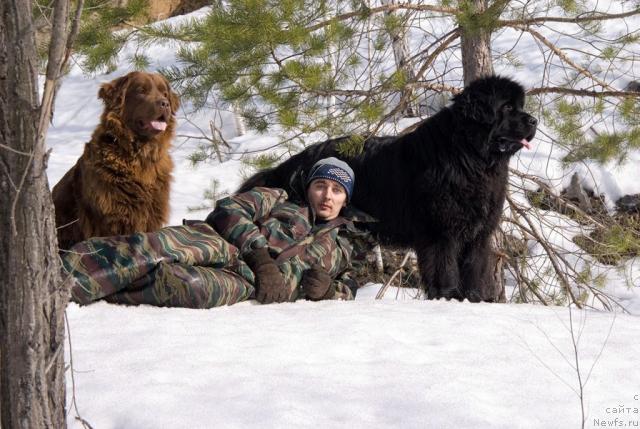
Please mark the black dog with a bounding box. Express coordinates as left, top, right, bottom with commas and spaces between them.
239, 76, 537, 301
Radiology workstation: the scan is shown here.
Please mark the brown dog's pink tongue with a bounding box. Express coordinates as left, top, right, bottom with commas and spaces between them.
150, 121, 167, 131
521, 139, 531, 150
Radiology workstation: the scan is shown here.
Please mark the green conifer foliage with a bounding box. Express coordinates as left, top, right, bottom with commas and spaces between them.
74, 0, 151, 73
544, 95, 640, 164
156, 0, 433, 153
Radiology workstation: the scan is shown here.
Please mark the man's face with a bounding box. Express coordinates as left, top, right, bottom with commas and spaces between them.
306, 178, 348, 220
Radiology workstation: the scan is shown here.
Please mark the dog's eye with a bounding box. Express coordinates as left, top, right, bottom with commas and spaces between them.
136, 87, 147, 94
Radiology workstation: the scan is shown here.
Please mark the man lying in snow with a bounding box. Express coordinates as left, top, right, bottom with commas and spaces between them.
62, 157, 375, 308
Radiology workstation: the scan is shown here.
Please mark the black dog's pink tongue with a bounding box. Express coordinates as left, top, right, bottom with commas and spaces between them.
150, 120, 167, 131
521, 139, 531, 150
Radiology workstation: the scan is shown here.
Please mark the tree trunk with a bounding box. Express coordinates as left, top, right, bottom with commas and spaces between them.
460, 0, 494, 86
382, 0, 417, 117
0, 0, 70, 427
459, 0, 504, 302
232, 103, 246, 137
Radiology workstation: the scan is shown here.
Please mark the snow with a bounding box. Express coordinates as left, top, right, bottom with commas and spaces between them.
40, 5, 640, 428
65, 292, 640, 429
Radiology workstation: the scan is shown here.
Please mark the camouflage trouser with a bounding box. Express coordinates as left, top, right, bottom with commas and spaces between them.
62, 223, 256, 309
62, 221, 355, 308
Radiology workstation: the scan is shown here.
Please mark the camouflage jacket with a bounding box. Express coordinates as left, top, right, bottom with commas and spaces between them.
207, 187, 376, 300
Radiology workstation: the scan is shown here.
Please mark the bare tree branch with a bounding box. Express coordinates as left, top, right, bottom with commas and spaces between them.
62, 0, 85, 73
509, 25, 616, 91
527, 87, 640, 97
38, 0, 69, 142
370, 29, 462, 135
10, 0, 70, 237
506, 194, 584, 309
498, 7, 640, 26
376, 251, 412, 299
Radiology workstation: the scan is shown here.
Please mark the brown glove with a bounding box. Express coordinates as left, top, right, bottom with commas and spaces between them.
301, 264, 335, 301
244, 247, 288, 304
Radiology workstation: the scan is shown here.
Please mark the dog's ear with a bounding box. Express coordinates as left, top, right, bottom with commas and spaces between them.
169, 90, 180, 114
158, 75, 180, 114
288, 167, 308, 204
167, 80, 180, 114
98, 73, 133, 109
452, 89, 497, 124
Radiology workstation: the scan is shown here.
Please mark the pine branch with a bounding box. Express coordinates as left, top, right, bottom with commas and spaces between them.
271, 48, 375, 98
306, 3, 457, 33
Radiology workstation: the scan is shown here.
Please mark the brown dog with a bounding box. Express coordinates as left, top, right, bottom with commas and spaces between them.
53, 71, 180, 249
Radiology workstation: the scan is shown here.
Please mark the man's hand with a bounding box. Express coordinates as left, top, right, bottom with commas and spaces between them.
244, 247, 288, 304
301, 265, 335, 301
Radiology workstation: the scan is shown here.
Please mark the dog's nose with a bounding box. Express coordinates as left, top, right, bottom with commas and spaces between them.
158, 99, 170, 109
528, 116, 538, 126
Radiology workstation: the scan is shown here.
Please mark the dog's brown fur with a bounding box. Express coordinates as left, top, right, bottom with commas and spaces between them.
52, 71, 180, 249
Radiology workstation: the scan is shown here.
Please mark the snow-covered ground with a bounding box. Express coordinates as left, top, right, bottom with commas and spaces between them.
65, 293, 639, 429
44, 6, 640, 428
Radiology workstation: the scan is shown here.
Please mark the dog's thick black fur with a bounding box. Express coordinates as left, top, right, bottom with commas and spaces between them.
239, 76, 537, 301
